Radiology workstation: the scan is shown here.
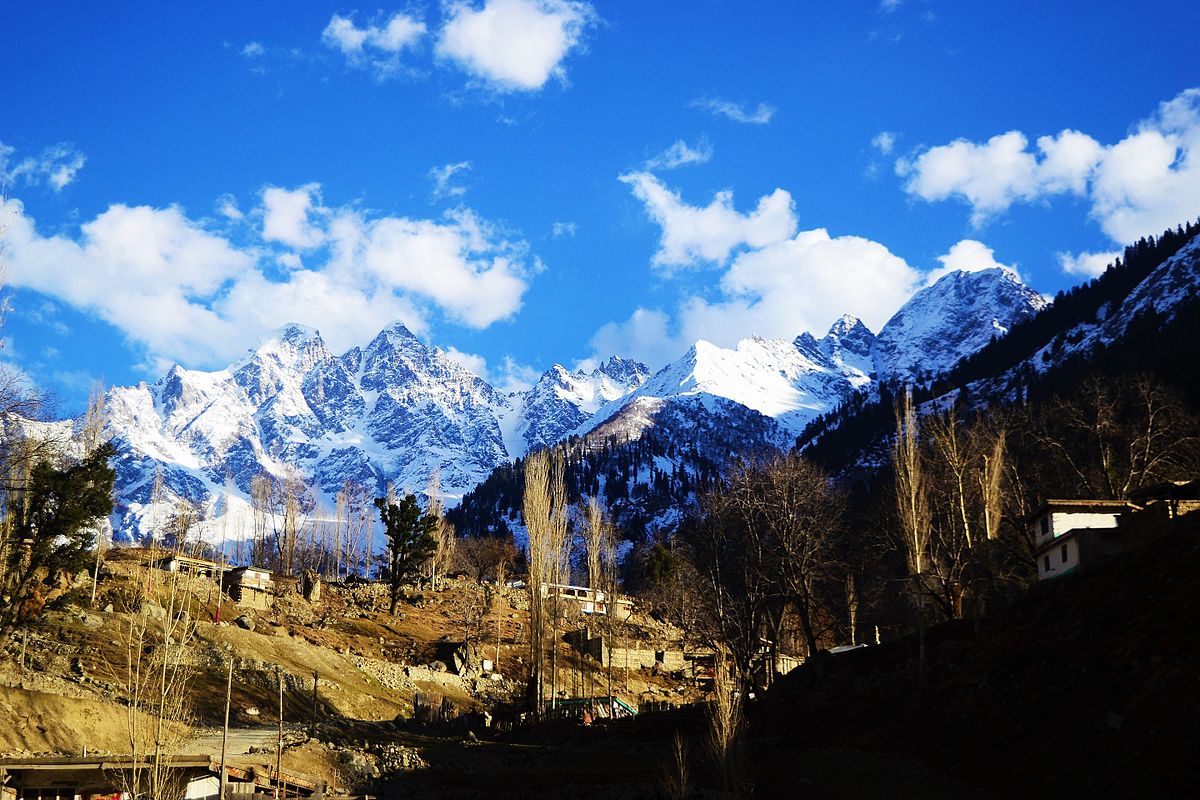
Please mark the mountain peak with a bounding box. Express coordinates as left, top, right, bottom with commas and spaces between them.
826, 314, 867, 338
597, 355, 650, 383
277, 322, 322, 342
873, 265, 1047, 381
821, 315, 875, 361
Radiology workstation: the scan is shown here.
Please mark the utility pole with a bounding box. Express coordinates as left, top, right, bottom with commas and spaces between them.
276, 667, 284, 800
309, 671, 319, 738
219, 655, 233, 800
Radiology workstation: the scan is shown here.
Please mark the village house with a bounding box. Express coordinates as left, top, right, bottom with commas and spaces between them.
222, 566, 275, 611
541, 583, 633, 621
1029, 481, 1200, 581
1028, 499, 1131, 580
149, 553, 229, 581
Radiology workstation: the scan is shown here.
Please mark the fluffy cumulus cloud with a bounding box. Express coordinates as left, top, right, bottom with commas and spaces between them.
595, 175, 927, 367
619, 171, 797, 269
690, 98, 776, 125
898, 88, 1200, 242
645, 138, 713, 170
0, 189, 538, 373
0, 141, 86, 191
261, 184, 325, 249
322, 11, 427, 78
442, 346, 490, 377
435, 0, 596, 92
1057, 250, 1121, 278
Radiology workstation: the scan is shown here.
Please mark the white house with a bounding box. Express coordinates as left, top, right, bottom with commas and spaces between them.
541, 583, 634, 621
1027, 499, 1131, 580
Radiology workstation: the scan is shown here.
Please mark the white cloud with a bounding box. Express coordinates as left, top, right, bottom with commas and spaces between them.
590, 307, 676, 368
879, 0, 902, 12
435, 0, 596, 92
0, 190, 538, 373
322, 11, 426, 78
645, 138, 713, 170
871, 131, 896, 155
601, 176, 1040, 371
216, 194, 244, 221
589, 229, 922, 367
690, 98, 776, 125
897, 131, 1042, 226
925, 239, 1017, 285
1057, 250, 1120, 278
596, 169, 923, 365
261, 184, 325, 249
241, 41, 265, 58
443, 346, 489, 377
551, 221, 577, 237
618, 171, 797, 269
359, 208, 530, 328
493, 355, 542, 393
898, 88, 1200, 242
429, 161, 472, 201
0, 141, 86, 192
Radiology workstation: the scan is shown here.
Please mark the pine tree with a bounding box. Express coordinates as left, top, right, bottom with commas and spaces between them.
374, 493, 438, 614
1, 443, 116, 638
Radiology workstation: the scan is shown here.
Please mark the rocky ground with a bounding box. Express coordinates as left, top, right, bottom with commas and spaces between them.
0, 549, 705, 796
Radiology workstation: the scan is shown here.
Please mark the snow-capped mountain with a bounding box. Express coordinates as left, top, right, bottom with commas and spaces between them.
575, 267, 1046, 447
36, 261, 1046, 542
872, 267, 1048, 382
502, 357, 650, 454
975, 231, 1200, 392
100, 322, 647, 539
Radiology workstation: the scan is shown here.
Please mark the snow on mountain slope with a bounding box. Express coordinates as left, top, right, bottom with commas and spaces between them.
574, 268, 1045, 453
1102, 234, 1200, 337
503, 357, 650, 453
99, 320, 647, 540
872, 267, 1048, 382
579, 318, 879, 447
58, 258, 1055, 543
977, 232, 1200, 388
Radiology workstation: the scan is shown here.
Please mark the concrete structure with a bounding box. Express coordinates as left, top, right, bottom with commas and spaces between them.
542, 583, 633, 621
0, 754, 329, 799
564, 628, 714, 684
223, 566, 274, 610
1027, 500, 1131, 580
1029, 488, 1200, 581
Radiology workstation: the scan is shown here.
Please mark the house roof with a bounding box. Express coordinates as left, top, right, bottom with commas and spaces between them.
1026, 499, 1133, 524
0, 754, 217, 770
151, 553, 229, 570
0, 755, 317, 792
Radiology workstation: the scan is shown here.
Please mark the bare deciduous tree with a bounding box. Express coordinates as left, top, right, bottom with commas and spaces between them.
1030, 373, 1200, 500
523, 448, 569, 714
426, 470, 456, 591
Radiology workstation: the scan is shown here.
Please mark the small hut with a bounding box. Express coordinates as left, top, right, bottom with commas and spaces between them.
223, 566, 274, 610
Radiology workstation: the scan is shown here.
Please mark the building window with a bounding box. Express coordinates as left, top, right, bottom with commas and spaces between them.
1043, 555, 1051, 572
1041, 517, 1050, 535
1061, 544, 1069, 563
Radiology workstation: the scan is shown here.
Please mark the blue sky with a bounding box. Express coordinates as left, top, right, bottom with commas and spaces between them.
3, 0, 1199, 416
